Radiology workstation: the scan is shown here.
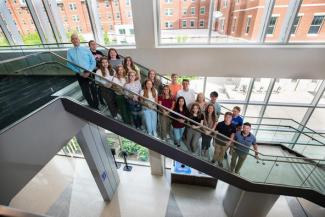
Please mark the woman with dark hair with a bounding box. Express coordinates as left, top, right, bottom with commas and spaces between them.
95, 57, 118, 118
201, 103, 217, 158
124, 70, 142, 129
147, 69, 163, 94
108, 48, 123, 68
140, 79, 158, 136
123, 56, 141, 81
158, 85, 175, 140
185, 103, 204, 153
171, 96, 189, 147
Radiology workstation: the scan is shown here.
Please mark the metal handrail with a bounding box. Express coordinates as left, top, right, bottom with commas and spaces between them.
2, 50, 325, 163
1, 42, 324, 138
1, 42, 325, 143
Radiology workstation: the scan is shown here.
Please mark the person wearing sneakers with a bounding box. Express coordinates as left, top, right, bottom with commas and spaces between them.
230, 122, 258, 174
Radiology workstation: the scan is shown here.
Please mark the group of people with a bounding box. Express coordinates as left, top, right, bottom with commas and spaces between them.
67, 33, 259, 175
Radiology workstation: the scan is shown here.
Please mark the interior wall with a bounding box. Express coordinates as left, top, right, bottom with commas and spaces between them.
118, 47, 325, 79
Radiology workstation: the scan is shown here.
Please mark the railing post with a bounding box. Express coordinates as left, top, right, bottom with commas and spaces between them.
264, 157, 278, 184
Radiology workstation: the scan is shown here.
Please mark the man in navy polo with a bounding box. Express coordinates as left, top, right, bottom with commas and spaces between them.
230, 122, 258, 174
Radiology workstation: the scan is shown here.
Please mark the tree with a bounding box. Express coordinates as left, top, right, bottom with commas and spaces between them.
22, 32, 41, 45
104, 32, 111, 45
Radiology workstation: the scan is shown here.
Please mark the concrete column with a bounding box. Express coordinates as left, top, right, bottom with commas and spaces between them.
149, 150, 164, 176
76, 123, 119, 201
223, 185, 279, 217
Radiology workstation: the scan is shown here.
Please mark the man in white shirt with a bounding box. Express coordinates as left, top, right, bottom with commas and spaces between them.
176, 79, 196, 108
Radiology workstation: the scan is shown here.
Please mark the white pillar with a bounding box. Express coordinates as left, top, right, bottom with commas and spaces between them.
149, 150, 164, 176
223, 185, 279, 217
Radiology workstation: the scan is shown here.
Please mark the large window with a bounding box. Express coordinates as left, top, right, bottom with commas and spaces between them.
159, 0, 211, 44
269, 79, 322, 104
56, 1, 93, 42
289, 0, 325, 43
5, 0, 41, 45
210, 0, 265, 43
205, 77, 251, 101
157, 0, 325, 45
249, 78, 271, 102
96, 0, 135, 45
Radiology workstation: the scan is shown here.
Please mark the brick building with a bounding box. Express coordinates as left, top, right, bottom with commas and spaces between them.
212, 0, 325, 42
160, 0, 325, 42
160, 0, 212, 29
5, 0, 325, 42
6, 0, 133, 40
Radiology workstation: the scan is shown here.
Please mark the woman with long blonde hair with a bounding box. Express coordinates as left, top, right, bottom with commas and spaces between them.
124, 70, 142, 129
140, 79, 158, 136
112, 65, 131, 123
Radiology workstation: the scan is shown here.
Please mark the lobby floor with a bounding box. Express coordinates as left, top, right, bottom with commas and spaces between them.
9, 155, 319, 217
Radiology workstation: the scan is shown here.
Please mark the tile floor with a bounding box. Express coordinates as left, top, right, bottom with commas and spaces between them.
9, 155, 316, 217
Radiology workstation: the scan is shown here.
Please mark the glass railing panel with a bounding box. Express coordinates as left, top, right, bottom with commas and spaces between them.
294, 145, 325, 160
59, 66, 278, 181
32, 52, 324, 192
0, 52, 75, 76
301, 160, 325, 194
233, 149, 276, 183
304, 132, 325, 145
255, 127, 296, 144
3, 50, 324, 194
264, 157, 315, 187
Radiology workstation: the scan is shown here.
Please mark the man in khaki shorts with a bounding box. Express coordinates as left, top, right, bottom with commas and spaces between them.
212, 112, 236, 168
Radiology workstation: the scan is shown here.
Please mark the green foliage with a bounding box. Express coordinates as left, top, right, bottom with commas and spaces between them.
0, 36, 9, 46
104, 32, 111, 45
137, 146, 149, 161
22, 32, 41, 45
120, 138, 149, 161
176, 35, 188, 43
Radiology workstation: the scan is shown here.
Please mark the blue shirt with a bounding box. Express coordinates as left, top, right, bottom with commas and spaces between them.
232, 115, 243, 127
234, 131, 256, 156
67, 46, 96, 73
